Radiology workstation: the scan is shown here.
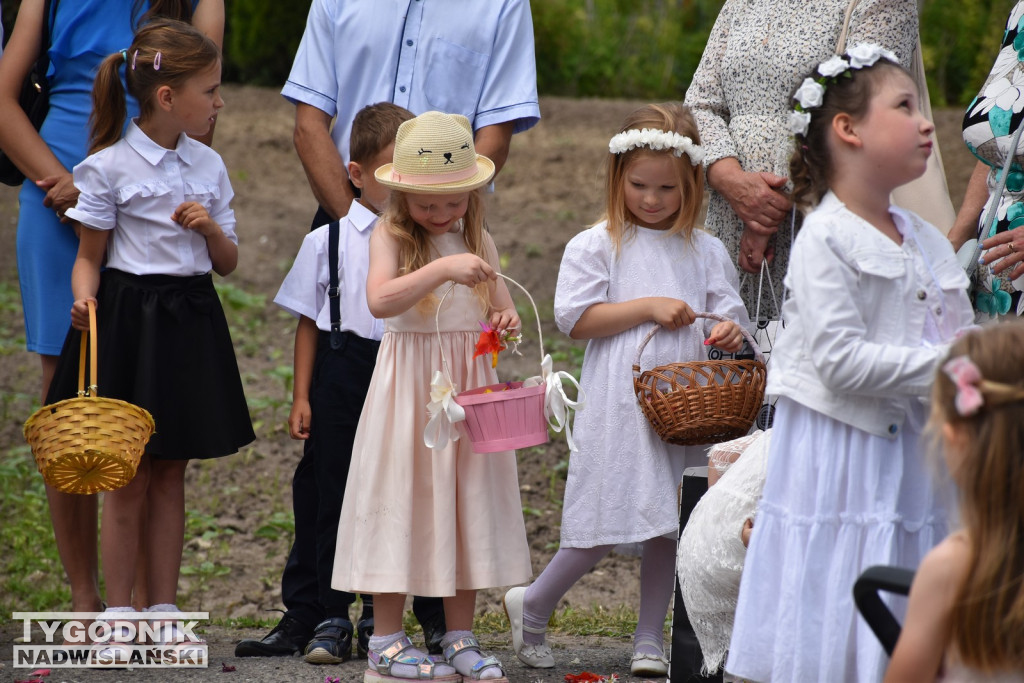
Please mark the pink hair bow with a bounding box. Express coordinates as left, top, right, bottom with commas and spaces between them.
943, 355, 984, 416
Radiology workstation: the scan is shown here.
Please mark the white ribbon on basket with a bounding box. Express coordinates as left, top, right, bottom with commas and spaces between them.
424, 370, 466, 449
524, 354, 586, 452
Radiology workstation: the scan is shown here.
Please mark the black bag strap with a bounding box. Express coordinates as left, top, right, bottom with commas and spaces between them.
31, 0, 58, 95
327, 220, 343, 350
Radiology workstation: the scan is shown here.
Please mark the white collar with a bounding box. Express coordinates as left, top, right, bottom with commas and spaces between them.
124, 119, 193, 167
347, 200, 379, 233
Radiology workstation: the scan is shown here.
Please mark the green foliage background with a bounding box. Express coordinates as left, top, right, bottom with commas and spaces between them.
0, 1, 1014, 106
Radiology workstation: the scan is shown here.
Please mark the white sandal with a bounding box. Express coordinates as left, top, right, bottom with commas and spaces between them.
630, 637, 668, 677
503, 586, 554, 668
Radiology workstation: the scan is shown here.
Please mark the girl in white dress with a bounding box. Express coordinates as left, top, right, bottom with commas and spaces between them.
726, 45, 974, 682
886, 325, 1024, 682
503, 102, 749, 677
331, 111, 531, 682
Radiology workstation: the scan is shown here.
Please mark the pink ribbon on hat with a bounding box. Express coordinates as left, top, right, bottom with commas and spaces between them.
390, 164, 478, 186
943, 355, 984, 416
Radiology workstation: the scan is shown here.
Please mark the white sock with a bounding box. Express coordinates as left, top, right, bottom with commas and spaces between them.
369, 630, 456, 679
441, 630, 503, 680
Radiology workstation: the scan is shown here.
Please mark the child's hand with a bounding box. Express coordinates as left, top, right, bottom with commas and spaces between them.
172, 202, 219, 238
706, 321, 744, 353
648, 297, 695, 330
489, 306, 520, 335
446, 254, 496, 287
70, 298, 97, 331
288, 399, 311, 440
741, 518, 753, 547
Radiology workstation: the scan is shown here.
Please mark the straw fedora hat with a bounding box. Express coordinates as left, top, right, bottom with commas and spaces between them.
375, 111, 495, 194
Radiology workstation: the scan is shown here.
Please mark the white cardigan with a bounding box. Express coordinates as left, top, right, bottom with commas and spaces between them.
767, 192, 975, 438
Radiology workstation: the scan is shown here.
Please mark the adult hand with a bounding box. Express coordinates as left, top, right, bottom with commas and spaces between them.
981, 228, 1024, 281
37, 172, 80, 222
708, 158, 792, 235
738, 229, 774, 274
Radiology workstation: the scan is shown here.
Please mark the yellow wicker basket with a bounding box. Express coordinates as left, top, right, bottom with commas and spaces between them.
632, 311, 766, 446
23, 301, 154, 494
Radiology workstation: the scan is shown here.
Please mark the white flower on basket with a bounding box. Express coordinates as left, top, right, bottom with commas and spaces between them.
793, 78, 825, 110
788, 111, 811, 137
847, 43, 896, 69
817, 55, 850, 78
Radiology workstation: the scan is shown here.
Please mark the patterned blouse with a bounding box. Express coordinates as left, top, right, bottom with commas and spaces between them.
962, 2, 1024, 319
685, 0, 919, 319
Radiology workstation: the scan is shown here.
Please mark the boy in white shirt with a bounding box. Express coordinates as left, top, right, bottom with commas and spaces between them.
242, 103, 412, 664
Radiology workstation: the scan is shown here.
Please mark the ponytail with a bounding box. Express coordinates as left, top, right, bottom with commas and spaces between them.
89, 52, 129, 155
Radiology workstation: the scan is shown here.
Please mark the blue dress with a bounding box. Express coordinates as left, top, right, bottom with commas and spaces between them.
15, 0, 197, 355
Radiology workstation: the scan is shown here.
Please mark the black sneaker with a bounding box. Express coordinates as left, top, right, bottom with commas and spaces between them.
303, 617, 354, 664
355, 616, 374, 659
419, 611, 446, 656
235, 615, 313, 657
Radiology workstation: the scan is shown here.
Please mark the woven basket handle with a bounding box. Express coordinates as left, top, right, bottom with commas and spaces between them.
435, 272, 544, 391
77, 300, 98, 398
631, 311, 765, 378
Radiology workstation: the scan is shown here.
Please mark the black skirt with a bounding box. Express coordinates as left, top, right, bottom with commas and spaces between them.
47, 269, 255, 460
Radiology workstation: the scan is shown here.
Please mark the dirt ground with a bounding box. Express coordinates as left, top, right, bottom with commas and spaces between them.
0, 88, 977, 681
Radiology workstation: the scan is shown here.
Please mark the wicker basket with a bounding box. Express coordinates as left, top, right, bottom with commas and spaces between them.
632, 311, 766, 446
23, 301, 154, 494
435, 274, 550, 454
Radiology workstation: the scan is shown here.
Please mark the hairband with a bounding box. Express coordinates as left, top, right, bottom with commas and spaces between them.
608, 128, 705, 166
120, 49, 128, 64
789, 42, 899, 137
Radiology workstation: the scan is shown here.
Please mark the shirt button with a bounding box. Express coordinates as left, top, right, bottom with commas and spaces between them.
406, 39, 414, 46
888, 424, 898, 435
935, 307, 942, 316
916, 290, 927, 300
399, 86, 407, 93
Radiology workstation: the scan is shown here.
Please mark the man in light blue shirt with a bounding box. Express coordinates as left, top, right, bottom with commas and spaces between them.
281, 0, 540, 225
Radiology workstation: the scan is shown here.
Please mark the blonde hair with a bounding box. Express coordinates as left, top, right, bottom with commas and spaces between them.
380, 190, 490, 312
931, 323, 1024, 671
89, 19, 220, 154
601, 102, 704, 253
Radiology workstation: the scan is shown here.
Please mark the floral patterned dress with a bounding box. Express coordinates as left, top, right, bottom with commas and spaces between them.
685, 0, 918, 320
962, 2, 1024, 319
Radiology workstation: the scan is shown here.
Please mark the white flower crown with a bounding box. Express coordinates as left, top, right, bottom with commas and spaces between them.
789, 43, 899, 137
608, 128, 706, 166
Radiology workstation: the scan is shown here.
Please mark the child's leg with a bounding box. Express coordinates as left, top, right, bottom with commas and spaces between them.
368, 593, 457, 680
45, 487, 101, 610
521, 544, 613, 644
441, 590, 504, 679
144, 459, 188, 606
634, 536, 675, 657
100, 456, 152, 607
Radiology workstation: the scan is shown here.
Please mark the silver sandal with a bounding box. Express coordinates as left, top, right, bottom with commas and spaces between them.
367, 635, 460, 681
442, 635, 507, 681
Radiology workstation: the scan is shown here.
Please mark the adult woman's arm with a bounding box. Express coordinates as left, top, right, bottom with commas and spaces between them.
189, 0, 224, 146
685, 0, 790, 272
0, 0, 70, 187
947, 161, 988, 252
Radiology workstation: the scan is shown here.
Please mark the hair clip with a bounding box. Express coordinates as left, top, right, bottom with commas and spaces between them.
943, 356, 984, 416
132, 49, 138, 70
153, 51, 162, 71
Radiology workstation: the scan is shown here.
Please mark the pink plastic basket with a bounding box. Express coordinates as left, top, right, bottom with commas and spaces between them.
454, 381, 548, 453
436, 274, 550, 454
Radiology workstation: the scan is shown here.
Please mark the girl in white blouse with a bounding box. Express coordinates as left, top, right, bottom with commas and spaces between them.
504, 102, 748, 677
726, 46, 973, 682
48, 19, 253, 659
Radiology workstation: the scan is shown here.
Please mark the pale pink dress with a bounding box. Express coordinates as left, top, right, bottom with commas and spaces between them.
332, 229, 532, 596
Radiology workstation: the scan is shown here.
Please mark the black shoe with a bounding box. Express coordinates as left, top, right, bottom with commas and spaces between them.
303, 617, 354, 664
234, 615, 313, 657
418, 611, 446, 656
355, 617, 373, 659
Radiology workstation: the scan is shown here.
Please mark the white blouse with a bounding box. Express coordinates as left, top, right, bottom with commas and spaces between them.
66, 120, 237, 276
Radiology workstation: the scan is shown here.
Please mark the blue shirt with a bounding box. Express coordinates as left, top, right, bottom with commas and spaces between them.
281, 0, 540, 167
